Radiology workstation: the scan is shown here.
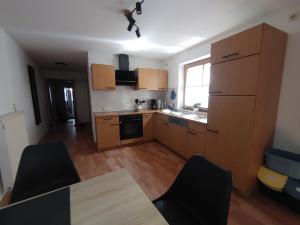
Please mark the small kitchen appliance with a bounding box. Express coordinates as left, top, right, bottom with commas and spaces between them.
150, 99, 162, 109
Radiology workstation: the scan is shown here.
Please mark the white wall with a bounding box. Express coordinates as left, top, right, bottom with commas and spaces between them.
164, 5, 300, 153
43, 70, 91, 123
0, 27, 48, 144
88, 52, 165, 141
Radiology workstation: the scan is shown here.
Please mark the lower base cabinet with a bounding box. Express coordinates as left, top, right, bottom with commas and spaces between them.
187, 129, 206, 158
96, 122, 120, 149
169, 123, 187, 158
154, 116, 207, 159
143, 114, 153, 140
154, 119, 170, 147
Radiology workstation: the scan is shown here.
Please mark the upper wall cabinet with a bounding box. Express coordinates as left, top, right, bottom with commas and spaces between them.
210, 54, 260, 95
137, 68, 158, 90
211, 24, 263, 64
137, 68, 168, 90
91, 64, 115, 90
158, 70, 168, 90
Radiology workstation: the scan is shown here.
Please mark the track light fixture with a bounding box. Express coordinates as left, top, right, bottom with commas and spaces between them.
127, 23, 134, 31
123, 1, 145, 38
135, 27, 141, 38
136, 2, 142, 15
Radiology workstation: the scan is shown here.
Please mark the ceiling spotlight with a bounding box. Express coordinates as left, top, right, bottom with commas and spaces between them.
136, 2, 142, 15
127, 23, 134, 31
127, 14, 135, 25
135, 28, 141, 38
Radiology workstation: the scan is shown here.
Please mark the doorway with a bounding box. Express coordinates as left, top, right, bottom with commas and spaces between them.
47, 79, 78, 127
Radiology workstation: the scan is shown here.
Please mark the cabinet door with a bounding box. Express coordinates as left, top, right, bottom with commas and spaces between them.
187, 129, 206, 158
158, 70, 168, 90
92, 64, 115, 90
137, 68, 149, 89
211, 24, 263, 64
154, 119, 169, 147
137, 68, 158, 90
96, 123, 120, 149
206, 96, 255, 192
143, 114, 153, 139
169, 123, 187, 157
210, 55, 260, 95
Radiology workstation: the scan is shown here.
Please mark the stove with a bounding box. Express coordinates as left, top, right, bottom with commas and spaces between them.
119, 113, 143, 140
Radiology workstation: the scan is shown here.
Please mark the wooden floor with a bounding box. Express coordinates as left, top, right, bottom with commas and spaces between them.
40, 122, 300, 225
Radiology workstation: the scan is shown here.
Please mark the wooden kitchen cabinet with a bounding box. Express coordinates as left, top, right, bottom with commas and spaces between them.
210, 54, 260, 95
209, 23, 287, 196
96, 116, 120, 150
154, 118, 170, 147
207, 96, 256, 194
169, 122, 188, 158
143, 114, 153, 140
137, 68, 168, 90
92, 64, 115, 90
187, 129, 206, 159
137, 68, 158, 90
158, 70, 168, 90
211, 24, 263, 64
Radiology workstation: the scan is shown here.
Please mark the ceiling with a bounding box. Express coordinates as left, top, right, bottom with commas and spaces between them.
0, 0, 299, 71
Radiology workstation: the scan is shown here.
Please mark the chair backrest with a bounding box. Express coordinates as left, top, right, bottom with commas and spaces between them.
10, 141, 80, 203
164, 155, 232, 225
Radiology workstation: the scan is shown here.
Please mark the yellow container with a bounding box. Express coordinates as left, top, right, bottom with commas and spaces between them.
257, 166, 288, 192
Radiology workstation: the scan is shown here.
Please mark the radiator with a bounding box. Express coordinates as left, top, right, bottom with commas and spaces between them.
0, 112, 29, 195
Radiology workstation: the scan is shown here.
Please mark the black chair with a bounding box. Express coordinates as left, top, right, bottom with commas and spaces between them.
153, 155, 232, 225
10, 141, 80, 204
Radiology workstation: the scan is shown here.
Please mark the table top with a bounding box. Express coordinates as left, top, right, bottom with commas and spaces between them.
70, 169, 168, 225
1, 169, 168, 225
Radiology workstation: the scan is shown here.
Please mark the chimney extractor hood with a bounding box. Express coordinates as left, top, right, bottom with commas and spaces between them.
115, 54, 137, 86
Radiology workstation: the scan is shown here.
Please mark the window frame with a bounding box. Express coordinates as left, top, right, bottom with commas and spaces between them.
183, 57, 210, 111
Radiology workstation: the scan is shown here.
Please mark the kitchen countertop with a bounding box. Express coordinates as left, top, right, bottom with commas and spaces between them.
94, 109, 159, 118
160, 111, 208, 124
94, 109, 207, 125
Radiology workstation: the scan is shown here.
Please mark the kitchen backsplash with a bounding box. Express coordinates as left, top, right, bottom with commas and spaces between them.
91, 86, 166, 112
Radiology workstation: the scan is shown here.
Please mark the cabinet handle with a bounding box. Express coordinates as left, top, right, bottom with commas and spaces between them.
106, 86, 115, 89
103, 117, 113, 121
139, 87, 147, 89
110, 123, 120, 126
209, 91, 223, 94
222, 52, 239, 59
163, 122, 168, 126
206, 128, 219, 134
188, 131, 197, 136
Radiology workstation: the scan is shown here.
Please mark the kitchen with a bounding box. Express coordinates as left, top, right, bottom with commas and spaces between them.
1, 0, 300, 224
90, 23, 286, 197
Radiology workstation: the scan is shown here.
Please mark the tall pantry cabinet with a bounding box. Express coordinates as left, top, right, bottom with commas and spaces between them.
207, 23, 287, 196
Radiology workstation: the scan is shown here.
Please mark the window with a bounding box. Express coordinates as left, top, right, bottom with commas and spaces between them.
184, 58, 210, 109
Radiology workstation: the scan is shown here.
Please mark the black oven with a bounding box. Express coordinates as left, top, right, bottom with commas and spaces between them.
119, 114, 143, 140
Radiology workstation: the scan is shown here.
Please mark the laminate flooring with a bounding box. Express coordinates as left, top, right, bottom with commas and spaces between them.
39, 122, 300, 225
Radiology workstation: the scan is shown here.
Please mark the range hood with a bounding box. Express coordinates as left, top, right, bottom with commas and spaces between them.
115, 54, 137, 86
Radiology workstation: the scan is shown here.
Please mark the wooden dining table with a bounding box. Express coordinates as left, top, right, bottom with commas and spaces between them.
0, 169, 169, 225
